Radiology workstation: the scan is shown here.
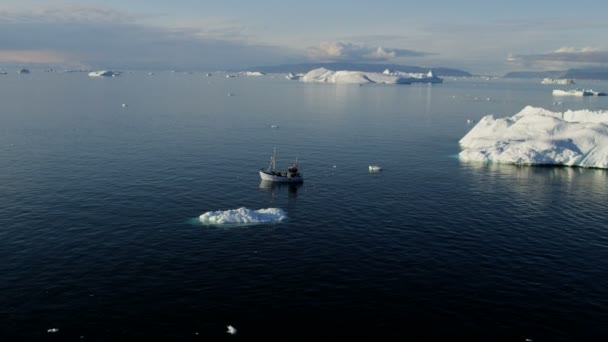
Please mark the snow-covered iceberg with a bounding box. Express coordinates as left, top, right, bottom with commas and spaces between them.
382, 69, 443, 83
88, 70, 120, 77
459, 106, 608, 168
301, 67, 410, 84
199, 207, 286, 225
243, 71, 265, 76
542, 78, 575, 85
552, 89, 606, 96
286, 72, 304, 80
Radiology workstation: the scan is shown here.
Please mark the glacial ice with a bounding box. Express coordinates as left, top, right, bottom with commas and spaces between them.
301, 67, 410, 84
199, 207, 287, 225
459, 106, 608, 168
382, 68, 443, 83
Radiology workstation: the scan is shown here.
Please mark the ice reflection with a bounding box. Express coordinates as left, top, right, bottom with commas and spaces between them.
460, 161, 608, 208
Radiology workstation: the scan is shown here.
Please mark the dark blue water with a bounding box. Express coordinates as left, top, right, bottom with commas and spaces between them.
1, 72, 608, 341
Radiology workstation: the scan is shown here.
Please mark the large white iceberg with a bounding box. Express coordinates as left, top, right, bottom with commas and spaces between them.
199, 207, 286, 225
382, 69, 443, 83
301, 67, 410, 84
459, 106, 608, 168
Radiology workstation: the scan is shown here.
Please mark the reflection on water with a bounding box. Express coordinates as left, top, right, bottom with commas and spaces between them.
462, 160, 608, 183
460, 161, 608, 208
259, 180, 302, 200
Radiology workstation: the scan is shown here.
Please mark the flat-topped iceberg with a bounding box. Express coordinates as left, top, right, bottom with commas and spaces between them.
382, 69, 443, 83
459, 106, 608, 168
542, 78, 575, 85
301, 67, 410, 84
199, 207, 286, 225
88, 70, 120, 77
244, 71, 265, 76
552, 89, 606, 96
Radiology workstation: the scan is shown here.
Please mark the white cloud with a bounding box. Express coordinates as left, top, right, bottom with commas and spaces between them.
307, 41, 430, 62
554, 46, 600, 53
0, 49, 74, 64
507, 46, 608, 69
0, 4, 297, 69
0, 4, 133, 24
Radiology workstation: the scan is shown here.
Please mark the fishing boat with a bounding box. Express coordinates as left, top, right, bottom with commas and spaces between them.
259, 148, 303, 183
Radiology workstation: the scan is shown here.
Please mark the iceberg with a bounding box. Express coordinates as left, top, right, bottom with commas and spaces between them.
301, 67, 410, 84
552, 89, 605, 96
285, 72, 304, 80
542, 78, 575, 85
459, 106, 608, 168
88, 70, 120, 77
382, 69, 443, 83
199, 207, 286, 225
244, 71, 265, 76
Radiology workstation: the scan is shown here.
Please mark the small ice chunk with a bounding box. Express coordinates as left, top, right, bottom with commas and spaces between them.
199, 207, 286, 225
227, 325, 237, 335
121, 103, 128, 107
47, 328, 59, 333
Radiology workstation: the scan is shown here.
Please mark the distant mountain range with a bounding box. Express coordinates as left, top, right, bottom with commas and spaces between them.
243, 62, 472, 77
504, 68, 608, 80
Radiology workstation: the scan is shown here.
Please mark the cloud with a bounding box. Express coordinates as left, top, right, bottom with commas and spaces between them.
0, 49, 73, 64
508, 47, 608, 69
0, 4, 133, 24
0, 4, 297, 69
307, 41, 431, 62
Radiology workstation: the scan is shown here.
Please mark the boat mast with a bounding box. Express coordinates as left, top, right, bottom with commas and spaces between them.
267, 147, 277, 172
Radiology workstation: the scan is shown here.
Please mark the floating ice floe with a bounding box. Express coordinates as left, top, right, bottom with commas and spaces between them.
382, 69, 443, 83
542, 78, 575, 85
244, 71, 265, 76
88, 70, 120, 77
47, 328, 59, 333
301, 67, 410, 84
227, 325, 237, 335
369, 165, 382, 172
286, 72, 304, 80
199, 207, 286, 225
459, 105, 608, 168
552, 89, 606, 96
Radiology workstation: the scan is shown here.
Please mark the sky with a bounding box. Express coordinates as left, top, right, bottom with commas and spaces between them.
1, 0, 608, 75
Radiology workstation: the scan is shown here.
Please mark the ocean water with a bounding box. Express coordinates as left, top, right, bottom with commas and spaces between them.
1, 72, 607, 341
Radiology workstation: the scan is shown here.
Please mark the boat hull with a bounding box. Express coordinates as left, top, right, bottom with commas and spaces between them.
259, 170, 303, 183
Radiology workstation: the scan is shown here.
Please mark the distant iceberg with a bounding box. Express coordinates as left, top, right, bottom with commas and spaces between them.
244, 71, 265, 76
199, 207, 287, 225
88, 70, 120, 77
459, 106, 608, 168
552, 89, 606, 96
301, 67, 410, 84
286, 72, 304, 80
542, 78, 575, 85
382, 69, 443, 83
